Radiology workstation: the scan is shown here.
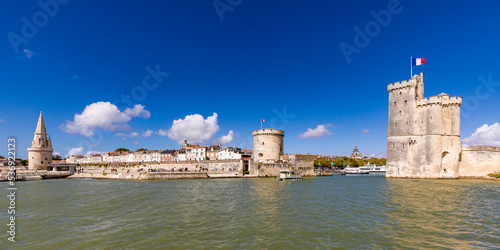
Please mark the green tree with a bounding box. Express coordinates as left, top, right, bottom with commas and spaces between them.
0, 155, 4, 159
52, 155, 62, 160
22, 160, 28, 166
137, 148, 148, 152
115, 148, 130, 152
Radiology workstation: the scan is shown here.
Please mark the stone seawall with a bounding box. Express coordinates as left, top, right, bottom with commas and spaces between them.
79, 159, 243, 173
459, 146, 500, 178
68, 172, 209, 180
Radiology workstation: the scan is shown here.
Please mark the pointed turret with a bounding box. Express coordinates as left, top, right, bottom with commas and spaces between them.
35, 111, 47, 135
28, 111, 53, 170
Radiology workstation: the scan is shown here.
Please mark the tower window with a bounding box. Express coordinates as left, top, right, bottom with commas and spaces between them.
405, 100, 407, 105
402, 143, 404, 149
400, 92, 402, 95
399, 111, 401, 115
394, 102, 397, 106
41, 161, 43, 164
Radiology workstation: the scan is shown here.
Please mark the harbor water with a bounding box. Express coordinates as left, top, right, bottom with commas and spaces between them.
1, 176, 499, 249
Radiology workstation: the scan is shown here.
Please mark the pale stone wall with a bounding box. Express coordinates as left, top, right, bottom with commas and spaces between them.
248, 154, 315, 177
252, 129, 284, 162
88, 159, 244, 173
459, 146, 500, 178
281, 154, 314, 172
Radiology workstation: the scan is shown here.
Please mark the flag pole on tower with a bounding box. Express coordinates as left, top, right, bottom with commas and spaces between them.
411, 57, 426, 78
410, 56, 413, 78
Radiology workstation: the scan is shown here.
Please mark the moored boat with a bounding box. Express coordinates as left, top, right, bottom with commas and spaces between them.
359, 165, 386, 175
276, 169, 303, 181
343, 166, 369, 175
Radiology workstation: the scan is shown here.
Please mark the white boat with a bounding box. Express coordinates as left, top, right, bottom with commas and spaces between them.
359, 165, 386, 175
276, 169, 303, 181
343, 166, 369, 175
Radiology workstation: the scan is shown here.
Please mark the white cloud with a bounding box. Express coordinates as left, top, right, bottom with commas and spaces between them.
362, 129, 370, 134
164, 113, 219, 144
133, 141, 139, 145
299, 124, 333, 139
142, 130, 153, 137
125, 105, 151, 118
463, 123, 500, 147
86, 151, 103, 155
213, 130, 234, 145
53, 151, 61, 156
156, 129, 168, 136
61, 102, 150, 137
116, 130, 151, 138
67, 147, 84, 156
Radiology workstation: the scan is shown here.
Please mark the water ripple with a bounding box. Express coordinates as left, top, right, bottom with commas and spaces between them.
1, 177, 499, 249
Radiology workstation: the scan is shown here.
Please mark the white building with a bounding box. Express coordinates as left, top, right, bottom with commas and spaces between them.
186, 145, 207, 161
176, 148, 187, 162
218, 147, 242, 160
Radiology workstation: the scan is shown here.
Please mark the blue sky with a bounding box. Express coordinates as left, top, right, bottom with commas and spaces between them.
2, 0, 500, 159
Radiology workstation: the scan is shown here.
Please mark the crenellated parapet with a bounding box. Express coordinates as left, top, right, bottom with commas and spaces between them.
252, 129, 285, 136
416, 94, 462, 108
387, 79, 416, 92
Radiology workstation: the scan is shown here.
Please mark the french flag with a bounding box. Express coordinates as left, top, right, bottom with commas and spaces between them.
412, 58, 425, 66
262, 118, 266, 122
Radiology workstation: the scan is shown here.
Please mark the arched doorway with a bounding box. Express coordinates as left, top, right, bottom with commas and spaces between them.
441, 151, 451, 174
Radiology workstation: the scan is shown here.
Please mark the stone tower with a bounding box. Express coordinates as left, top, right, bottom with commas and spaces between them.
252, 129, 284, 162
28, 111, 53, 170
386, 73, 462, 178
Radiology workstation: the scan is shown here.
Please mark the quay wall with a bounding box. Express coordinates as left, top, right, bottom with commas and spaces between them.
68, 172, 209, 180
80, 159, 244, 172
459, 146, 500, 178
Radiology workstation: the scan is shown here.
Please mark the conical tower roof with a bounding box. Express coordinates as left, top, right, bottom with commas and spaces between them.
35, 111, 47, 135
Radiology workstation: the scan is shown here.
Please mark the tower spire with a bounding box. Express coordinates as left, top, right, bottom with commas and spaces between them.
35, 110, 47, 135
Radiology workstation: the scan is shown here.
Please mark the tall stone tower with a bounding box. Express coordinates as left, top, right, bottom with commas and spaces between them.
28, 111, 53, 170
386, 72, 462, 178
252, 129, 284, 162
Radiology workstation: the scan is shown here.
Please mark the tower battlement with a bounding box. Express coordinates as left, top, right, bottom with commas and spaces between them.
252, 129, 285, 136
387, 72, 423, 92
387, 79, 416, 91
416, 95, 462, 107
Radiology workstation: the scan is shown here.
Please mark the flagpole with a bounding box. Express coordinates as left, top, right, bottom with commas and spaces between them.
410, 56, 412, 78
261, 118, 262, 130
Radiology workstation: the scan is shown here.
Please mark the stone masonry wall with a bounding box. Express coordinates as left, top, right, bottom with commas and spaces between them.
459, 146, 500, 178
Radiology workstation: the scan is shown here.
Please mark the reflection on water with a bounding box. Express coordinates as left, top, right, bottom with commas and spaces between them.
0, 177, 499, 249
